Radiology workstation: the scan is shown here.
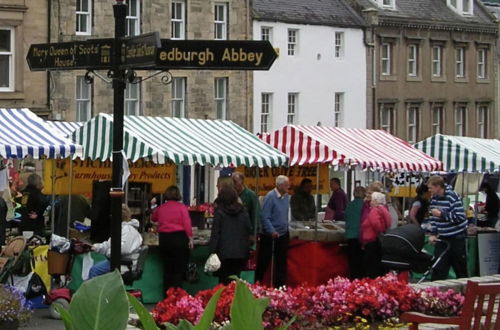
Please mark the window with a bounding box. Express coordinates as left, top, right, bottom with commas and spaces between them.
408, 44, 418, 77
125, 81, 141, 116
0, 28, 14, 91
455, 104, 467, 136
335, 32, 344, 59
126, 0, 140, 36
287, 93, 298, 124
214, 3, 228, 40
447, 0, 472, 15
431, 105, 444, 135
76, 76, 92, 121
215, 78, 228, 120
261, 27, 272, 42
407, 105, 420, 144
261, 93, 272, 133
374, 0, 395, 9
76, 0, 92, 35
380, 104, 395, 134
455, 47, 465, 78
477, 48, 487, 79
288, 29, 298, 56
381, 43, 391, 76
171, 77, 186, 118
171, 0, 185, 40
334, 93, 344, 127
477, 105, 488, 138
432, 46, 443, 77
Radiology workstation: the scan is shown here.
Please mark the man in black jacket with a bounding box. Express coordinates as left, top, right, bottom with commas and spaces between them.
0, 196, 7, 246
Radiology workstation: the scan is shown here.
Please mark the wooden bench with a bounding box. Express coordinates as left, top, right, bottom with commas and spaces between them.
401, 281, 500, 330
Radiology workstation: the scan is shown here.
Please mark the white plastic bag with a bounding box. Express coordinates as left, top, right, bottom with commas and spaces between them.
204, 253, 221, 273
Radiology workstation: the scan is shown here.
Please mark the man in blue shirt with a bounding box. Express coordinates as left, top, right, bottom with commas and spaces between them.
255, 175, 290, 288
427, 175, 468, 280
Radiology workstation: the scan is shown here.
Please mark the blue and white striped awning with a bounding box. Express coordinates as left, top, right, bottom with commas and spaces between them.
45, 120, 83, 137
0, 108, 83, 159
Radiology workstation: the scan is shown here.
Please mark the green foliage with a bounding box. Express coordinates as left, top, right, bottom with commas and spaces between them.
127, 292, 159, 330
228, 280, 269, 330
58, 269, 129, 330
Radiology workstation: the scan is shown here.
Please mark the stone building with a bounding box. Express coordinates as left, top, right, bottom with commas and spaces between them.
0, 0, 49, 115
347, 0, 498, 141
49, 0, 253, 129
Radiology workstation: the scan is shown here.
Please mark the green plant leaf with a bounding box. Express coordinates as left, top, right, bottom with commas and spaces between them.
127, 292, 159, 330
229, 279, 269, 330
176, 319, 195, 330
276, 316, 296, 329
69, 269, 129, 330
164, 323, 178, 330
193, 288, 223, 330
55, 304, 75, 330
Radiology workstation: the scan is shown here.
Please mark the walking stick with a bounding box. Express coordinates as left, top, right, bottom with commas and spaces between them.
270, 237, 276, 288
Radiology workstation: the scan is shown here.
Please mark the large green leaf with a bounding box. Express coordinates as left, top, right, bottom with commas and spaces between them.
69, 269, 129, 330
229, 280, 269, 330
55, 304, 74, 330
127, 292, 159, 330
193, 288, 223, 330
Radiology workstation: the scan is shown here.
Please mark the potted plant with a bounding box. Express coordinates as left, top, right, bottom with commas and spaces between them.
0, 284, 32, 330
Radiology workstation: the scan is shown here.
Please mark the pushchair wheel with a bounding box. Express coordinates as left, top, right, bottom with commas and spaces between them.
49, 298, 70, 319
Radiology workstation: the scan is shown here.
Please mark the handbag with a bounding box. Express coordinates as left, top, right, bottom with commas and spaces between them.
204, 253, 221, 273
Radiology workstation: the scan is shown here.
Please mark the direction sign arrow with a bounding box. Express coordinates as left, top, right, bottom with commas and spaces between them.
26, 39, 114, 71
120, 32, 161, 69
155, 40, 278, 70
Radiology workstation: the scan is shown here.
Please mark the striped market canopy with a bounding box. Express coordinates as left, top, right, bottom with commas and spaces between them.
414, 134, 500, 173
262, 125, 442, 172
0, 108, 83, 159
72, 113, 288, 167
46, 120, 83, 137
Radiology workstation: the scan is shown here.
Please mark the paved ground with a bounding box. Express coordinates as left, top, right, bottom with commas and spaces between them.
20, 308, 64, 330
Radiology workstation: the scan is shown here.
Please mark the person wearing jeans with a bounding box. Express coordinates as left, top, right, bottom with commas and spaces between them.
427, 176, 468, 280
255, 175, 290, 288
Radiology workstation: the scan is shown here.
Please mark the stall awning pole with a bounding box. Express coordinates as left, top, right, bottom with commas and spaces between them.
66, 158, 73, 238
255, 166, 259, 239
314, 163, 320, 241
51, 160, 56, 234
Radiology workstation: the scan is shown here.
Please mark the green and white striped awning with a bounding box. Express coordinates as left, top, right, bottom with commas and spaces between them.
414, 134, 500, 173
72, 113, 288, 167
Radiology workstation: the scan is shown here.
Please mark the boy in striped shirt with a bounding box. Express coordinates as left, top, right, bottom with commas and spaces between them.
427, 175, 468, 280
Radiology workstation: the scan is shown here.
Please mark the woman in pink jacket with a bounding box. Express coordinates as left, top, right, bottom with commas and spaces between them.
152, 186, 193, 290
361, 192, 391, 278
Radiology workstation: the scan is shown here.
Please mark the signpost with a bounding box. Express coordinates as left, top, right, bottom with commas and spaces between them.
26, 1, 278, 271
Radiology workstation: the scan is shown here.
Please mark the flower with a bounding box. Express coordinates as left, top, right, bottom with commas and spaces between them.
0, 285, 32, 323
152, 274, 464, 329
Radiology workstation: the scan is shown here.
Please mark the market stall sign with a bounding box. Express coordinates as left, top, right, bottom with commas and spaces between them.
236, 165, 330, 196
42, 159, 176, 195
388, 173, 424, 198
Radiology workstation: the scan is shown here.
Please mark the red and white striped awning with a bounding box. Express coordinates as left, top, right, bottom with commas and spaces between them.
261, 125, 442, 172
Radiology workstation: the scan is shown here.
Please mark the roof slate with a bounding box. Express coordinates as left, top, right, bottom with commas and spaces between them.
355, 0, 496, 29
252, 0, 366, 28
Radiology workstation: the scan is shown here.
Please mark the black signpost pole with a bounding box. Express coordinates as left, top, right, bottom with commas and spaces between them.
110, 0, 126, 271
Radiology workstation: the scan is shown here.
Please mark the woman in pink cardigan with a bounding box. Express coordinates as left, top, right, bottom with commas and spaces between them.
360, 192, 391, 278
152, 185, 193, 290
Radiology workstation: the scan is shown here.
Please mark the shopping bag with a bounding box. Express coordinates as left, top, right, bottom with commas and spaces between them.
32, 245, 50, 291
204, 253, 221, 272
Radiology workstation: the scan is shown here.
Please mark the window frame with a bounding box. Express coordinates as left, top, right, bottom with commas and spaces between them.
76, 0, 92, 36
287, 29, 298, 56
126, 0, 141, 37
261, 93, 272, 133
379, 103, 395, 134
407, 44, 418, 77
431, 104, 444, 135
477, 104, 488, 138
75, 76, 92, 122
215, 77, 228, 120
407, 104, 420, 144
171, 77, 186, 118
335, 32, 344, 59
287, 93, 298, 125
261, 26, 272, 43
454, 104, 467, 136
125, 80, 141, 116
432, 45, 443, 77
334, 92, 344, 128
477, 48, 487, 79
214, 2, 228, 40
381, 43, 392, 76
455, 47, 465, 78
171, 0, 186, 40
0, 27, 15, 92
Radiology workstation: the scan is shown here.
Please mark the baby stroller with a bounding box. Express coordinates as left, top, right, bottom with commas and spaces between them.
380, 224, 450, 283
